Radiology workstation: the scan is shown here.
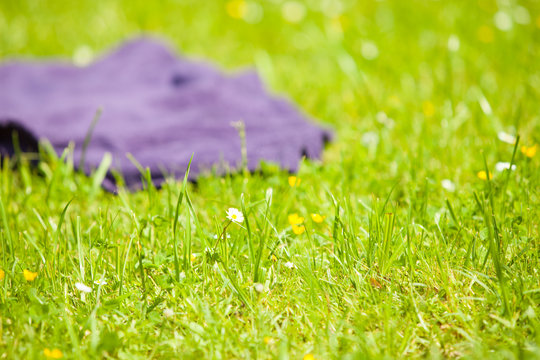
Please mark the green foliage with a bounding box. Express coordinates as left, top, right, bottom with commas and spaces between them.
0, 0, 539, 358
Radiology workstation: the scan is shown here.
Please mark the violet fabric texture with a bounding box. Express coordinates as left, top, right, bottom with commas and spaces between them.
0, 37, 332, 191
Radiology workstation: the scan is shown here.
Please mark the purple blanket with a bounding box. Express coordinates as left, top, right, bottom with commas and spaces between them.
0, 37, 331, 191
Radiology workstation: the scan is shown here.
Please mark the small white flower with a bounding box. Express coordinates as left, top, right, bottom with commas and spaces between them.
163, 308, 174, 318
72, 45, 94, 67
513, 6, 531, 25
497, 131, 516, 144
495, 162, 516, 172
361, 131, 379, 148
243, 2, 264, 24
75, 282, 92, 293
494, 11, 513, 31
226, 208, 244, 223
284, 261, 295, 269
213, 234, 230, 239
321, 0, 343, 17
375, 111, 395, 129
94, 279, 107, 286
447, 35, 460, 52
361, 41, 379, 60
254, 283, 264, 292
441, 179, 456, 192
281, 1, 306, 23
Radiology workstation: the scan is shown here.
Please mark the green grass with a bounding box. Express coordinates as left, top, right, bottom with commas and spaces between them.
1, 0, 540, 359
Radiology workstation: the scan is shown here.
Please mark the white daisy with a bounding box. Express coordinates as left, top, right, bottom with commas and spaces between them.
213, 234, 230, 239
494, 11, 513, 31
163, 308, 174, 318
281, 1, 306, 23
441, 179, 456, 192
495, 162, 516, 172
75, 282, 92, 293
447, 35, 460, 52
497, 131, 516, 144
226, 208, 244, 223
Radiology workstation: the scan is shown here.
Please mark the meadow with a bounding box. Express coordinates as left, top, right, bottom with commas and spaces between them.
0, 0, 539, 358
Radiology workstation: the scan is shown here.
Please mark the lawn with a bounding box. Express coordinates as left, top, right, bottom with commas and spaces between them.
0, 0, 539, 359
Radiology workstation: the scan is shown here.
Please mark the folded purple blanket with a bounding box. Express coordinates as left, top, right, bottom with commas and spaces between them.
0, 37, 331, 191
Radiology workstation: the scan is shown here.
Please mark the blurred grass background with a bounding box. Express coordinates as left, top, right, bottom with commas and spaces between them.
2, 0, 539, 193
1, 1, 540, 359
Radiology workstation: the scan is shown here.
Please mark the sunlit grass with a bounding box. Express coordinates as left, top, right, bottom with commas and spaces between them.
0, 0, 539, 359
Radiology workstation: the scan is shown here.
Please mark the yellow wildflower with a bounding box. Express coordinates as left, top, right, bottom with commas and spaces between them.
226, 0, 246, 19
288, 213, 304, 225
271, 254, 277, 262
263, 336, 273, 345
311, 213, 325, 223
0, 269, 4, 281
422, 101, 435, 117
23, 269, 38, 282
330, 17, 343, 34
521, 144, 537, 158
288, 176, 301, 187
43, 348, 63, 359
292, 224, 305, 235
303, 354, 315, 360
477, 171, 492, 181
477, 25, 494, 43
191, 254, 197, 263
389, 95, 401, 106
